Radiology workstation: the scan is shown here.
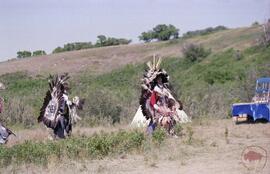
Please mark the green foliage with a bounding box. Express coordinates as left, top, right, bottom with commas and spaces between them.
52, 36, 131, 54
82, 89, 122, 125
52, 42, 94, 53
152, 127, 166, 145
0, 130, 147, 167
182, 43, 211, 63
17, 51, 32, 58
174, 123, 184, 137
32, 50, 46, 56
2, 43, 270, 127
95, 35, 131, 47
96, 35, 107, 47
139, 31, 154, 42
153, 24, 179, 41
139, 24, 179, 42
182, 25, 228, 38
0, 72, 46, 127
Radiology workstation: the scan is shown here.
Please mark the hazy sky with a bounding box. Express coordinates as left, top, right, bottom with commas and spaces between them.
0, 0, 269, 61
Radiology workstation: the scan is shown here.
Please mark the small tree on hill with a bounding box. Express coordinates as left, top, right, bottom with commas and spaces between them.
96, 35, 107, 47
17, 51, 32, 58
32, 50, 46, 56
139, 24, 179, 42
139, 31, 154, 42
52, 47, 63, 53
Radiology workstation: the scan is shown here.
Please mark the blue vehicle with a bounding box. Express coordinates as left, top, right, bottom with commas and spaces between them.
232, 77, 270, 123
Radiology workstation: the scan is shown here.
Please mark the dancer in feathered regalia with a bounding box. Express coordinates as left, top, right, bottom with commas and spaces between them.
131, 55, 191, 134
38, 73, 84, 139
0, 83, 16, 144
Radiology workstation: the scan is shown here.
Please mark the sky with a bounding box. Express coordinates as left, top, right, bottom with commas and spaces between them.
0, 0, 269, 61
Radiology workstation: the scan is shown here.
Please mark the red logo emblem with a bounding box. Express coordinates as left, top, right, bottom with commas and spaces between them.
241, 146, 267, 172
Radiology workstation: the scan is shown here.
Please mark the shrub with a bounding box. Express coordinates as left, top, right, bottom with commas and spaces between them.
203, 70, 234, 85
174, 123, 183, 137
182, 25, 228, 38
0, 130, 147, 167
152, 127, 166, 145
182, 43, 211, 62
81, 89, 122, 125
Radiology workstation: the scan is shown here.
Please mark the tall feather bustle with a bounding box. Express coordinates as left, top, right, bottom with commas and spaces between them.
139, 55, 170, 120
38, 73, 70, 124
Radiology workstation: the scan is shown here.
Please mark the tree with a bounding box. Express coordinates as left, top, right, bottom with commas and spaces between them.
118, 38, 132, 45
32, 50, 46, 56
17, 51, 32, 58
139, 24, 179, 42
139, 31, 154, 42
95, 35, 131, 47
96, 35, 107, 47
168, 24, 179, 39
153, 24, 174, 41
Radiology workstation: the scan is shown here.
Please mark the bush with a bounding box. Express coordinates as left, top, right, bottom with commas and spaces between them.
52, 42, 94, 53
0, 130, 147, 167
182, 43, 211, 62
96, 35, 131, 47
203, 70, 234, 85
81, 89, 122, 125
174, 123, 184, 137
182, 25, 228, 38
1, 97, 35, 128
0, 72, 46, 127
152, 127, 166, 145
52, 36, 131, 54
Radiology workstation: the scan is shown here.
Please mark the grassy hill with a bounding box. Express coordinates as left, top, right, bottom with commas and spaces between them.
0, 25, 268, 128
0, 26, 261, 76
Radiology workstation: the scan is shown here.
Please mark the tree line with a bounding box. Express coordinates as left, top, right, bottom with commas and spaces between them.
52, 35, 131, 54
16, 24, 229, 58
17, 50, 46, 58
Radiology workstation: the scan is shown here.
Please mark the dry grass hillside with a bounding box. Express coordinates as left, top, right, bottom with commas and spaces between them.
0, 26, 261, 76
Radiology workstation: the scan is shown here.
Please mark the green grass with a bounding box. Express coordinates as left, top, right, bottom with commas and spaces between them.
0, 130, 146, 167
1, 45, 270, 127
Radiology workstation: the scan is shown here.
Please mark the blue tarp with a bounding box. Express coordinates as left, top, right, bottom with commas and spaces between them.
232, 102, 270, 121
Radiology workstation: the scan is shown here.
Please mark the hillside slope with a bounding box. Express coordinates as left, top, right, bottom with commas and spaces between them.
0, 25, 269, 128
0, 26, 261, 76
